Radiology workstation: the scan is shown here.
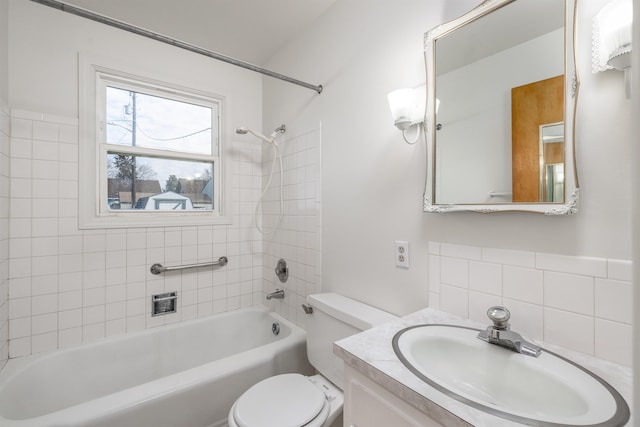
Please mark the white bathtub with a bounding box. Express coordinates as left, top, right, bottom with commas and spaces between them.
0, 306, 312, 427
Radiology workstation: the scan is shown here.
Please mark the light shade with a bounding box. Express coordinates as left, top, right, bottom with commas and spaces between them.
593, 0, 632, 72
387, 86, 426, 130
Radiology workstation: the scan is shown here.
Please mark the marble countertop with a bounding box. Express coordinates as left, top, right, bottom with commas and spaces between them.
334, 307, 633, 427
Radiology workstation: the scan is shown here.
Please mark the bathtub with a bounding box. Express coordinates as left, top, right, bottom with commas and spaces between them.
0, 306, 312, 427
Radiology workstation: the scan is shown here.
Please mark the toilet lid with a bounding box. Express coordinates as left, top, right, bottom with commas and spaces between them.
233, 374, 328, 427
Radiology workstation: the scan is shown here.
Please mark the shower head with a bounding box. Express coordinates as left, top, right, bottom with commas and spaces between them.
235, 127, 248, 135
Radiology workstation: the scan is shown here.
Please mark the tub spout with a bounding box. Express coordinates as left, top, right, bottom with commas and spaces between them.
266, 289, 285, 300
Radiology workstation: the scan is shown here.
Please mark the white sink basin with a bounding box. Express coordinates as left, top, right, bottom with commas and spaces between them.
393, 325, 629, 426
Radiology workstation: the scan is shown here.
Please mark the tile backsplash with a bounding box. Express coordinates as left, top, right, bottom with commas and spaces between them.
428, 242, 632, 366
7, 110, 265, 358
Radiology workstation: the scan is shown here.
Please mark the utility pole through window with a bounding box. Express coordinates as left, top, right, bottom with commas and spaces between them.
130, 92, 137, 207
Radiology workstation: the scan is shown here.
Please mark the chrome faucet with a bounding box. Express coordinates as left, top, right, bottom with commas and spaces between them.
266, 289, 285, 300
477, 306, 541, 357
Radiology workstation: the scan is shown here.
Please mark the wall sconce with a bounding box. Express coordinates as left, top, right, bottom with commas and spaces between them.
387, 85, 426, 144
593, 0, 633, 97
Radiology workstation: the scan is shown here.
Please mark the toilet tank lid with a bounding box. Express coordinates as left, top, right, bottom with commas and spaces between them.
307, 293, 397, 331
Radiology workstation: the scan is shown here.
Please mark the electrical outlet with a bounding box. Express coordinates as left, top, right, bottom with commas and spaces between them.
395, 240, 409, 268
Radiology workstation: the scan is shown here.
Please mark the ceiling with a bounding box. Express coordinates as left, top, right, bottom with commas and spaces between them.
59, 0, 337, 65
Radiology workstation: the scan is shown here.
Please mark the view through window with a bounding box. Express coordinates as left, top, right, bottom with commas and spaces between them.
104, 86, 218, 211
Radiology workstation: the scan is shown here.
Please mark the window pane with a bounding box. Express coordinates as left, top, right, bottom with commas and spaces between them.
106, 87, 215, 155
107, 153, 214, 211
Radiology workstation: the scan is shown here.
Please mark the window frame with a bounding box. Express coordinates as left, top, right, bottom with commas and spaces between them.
79, 55, 230, 229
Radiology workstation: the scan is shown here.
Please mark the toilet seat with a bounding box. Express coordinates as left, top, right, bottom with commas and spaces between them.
231, 374, 330, 427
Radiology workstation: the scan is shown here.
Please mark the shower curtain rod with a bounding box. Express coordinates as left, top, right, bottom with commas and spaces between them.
29, 0, 324, 94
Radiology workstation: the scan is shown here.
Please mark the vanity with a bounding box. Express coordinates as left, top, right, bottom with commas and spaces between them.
334, 308, 632, 427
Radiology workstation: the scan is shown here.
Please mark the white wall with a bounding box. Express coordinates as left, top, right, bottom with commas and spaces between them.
0, 0, 9, 368
263, 0, 480, 315
8, 1, 262, 122
6, 0, 266, 357
263, 0, 633, 316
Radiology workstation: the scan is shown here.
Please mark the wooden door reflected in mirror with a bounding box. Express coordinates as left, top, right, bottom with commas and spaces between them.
511, 75, 564, 202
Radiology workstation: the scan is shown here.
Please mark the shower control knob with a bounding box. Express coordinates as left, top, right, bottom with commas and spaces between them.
275, 259, 288, 283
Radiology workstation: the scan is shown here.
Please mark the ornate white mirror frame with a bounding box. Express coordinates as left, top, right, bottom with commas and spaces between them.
423, 0, 579, 214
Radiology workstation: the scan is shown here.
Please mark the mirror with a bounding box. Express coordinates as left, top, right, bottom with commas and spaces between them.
423, 0, 579, 214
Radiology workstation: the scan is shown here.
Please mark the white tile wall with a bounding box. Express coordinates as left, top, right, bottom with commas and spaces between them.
0, 103, 9, 369
261, 128, 321, 327
7, 110, 265, 358
428, 241, 633, 367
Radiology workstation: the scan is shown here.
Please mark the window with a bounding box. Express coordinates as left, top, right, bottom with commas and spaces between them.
103, 84, 218, 212
79, 57, 228, 228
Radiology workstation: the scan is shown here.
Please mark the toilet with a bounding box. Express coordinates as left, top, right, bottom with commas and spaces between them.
228, 293, 397, 427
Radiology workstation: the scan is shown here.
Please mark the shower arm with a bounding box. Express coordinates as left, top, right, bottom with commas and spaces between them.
29, 0, 324, 94
236, 125, 286, 146
247, 129, 276, 145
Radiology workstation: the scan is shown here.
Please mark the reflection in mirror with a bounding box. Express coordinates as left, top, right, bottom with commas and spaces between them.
424, 0, 579, 214
540, 122, 564, 202
512, 75, 564, 203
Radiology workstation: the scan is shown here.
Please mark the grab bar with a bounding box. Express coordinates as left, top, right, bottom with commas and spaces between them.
150, 256, 228, 275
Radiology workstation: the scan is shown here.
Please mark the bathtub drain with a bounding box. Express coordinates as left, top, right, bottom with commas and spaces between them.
272, 322, 280, 335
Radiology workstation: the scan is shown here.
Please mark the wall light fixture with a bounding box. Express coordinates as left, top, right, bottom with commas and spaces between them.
593, 0, 633, 97
387, 85, 426, 144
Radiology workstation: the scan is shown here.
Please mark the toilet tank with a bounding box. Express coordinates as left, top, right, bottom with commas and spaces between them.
305, 293, 397, 389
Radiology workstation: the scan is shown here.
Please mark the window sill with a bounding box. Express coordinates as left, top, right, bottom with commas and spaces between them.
78, 211, 232, 229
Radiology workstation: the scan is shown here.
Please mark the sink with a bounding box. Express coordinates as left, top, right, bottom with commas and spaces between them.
393, 324, 630, 426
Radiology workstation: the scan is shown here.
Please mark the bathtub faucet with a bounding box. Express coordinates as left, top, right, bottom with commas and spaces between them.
266, 289, 285, 300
